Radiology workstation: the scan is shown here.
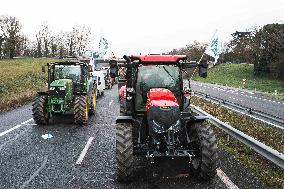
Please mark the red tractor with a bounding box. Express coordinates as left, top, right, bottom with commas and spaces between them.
116, 55, 217, 181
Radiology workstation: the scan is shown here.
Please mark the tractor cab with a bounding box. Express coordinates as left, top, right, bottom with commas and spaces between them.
119, 55, 207, 115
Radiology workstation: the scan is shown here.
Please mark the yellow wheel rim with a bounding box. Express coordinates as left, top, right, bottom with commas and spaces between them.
92, 92, 97, 109
85, 98, 89, 118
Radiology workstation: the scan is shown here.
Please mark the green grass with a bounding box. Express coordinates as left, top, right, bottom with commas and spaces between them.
192, 96, 284, 188
0, 57, 59, 111
193, 63, 284, 100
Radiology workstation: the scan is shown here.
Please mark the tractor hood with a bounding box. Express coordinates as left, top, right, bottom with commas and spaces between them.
50, 79, 72, 87
146, 88, 179, 112
49, 79, 73, 98
146, 88, 181, 134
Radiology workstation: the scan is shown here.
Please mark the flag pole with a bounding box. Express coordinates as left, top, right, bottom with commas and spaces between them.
189, 30, 218, 80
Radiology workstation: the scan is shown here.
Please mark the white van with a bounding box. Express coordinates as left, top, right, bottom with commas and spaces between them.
93, 70, 106, 96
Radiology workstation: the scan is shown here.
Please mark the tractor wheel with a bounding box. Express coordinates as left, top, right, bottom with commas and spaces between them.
32, 95, 49, 125
89, 90, 97, 115
190, 122, 218, 180
74, 95, 89, 126
116, 123, 133, 182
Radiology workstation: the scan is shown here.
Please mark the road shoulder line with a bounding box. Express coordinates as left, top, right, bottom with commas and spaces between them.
217, 168, 239, 189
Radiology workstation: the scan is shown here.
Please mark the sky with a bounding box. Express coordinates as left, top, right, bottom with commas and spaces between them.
1, 0, 284, 57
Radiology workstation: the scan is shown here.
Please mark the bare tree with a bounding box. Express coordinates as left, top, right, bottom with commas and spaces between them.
66, 25, 91, 56
0, 15, 22, 59
76, 25, 91, 56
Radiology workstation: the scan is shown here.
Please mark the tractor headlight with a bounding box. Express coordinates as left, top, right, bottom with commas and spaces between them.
59, 86, 66, 90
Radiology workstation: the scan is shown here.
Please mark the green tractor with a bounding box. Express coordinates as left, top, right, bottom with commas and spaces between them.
32, 60, 97, 126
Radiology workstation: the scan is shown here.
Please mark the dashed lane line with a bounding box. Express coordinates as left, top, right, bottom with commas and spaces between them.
19, 155, 49, 189
217, 168, 239, 189
109, 100, 114, 107
75, 137, 94, 165
0, 118, 33, 138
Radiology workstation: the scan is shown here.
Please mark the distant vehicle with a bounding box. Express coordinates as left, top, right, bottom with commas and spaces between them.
93, 70, 105, 96
100, 66, 113, 89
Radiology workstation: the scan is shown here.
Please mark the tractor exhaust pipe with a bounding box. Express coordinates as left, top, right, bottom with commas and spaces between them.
123, 55, 131, 63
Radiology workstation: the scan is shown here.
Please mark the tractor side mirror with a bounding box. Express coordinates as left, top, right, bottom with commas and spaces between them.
198, 61, 208, 78
89, 72, 93, 77
42, 65, 45, 73
88, 65, 93, 72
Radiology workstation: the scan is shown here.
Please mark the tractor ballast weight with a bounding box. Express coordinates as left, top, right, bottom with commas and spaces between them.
116, 55, 217, 182
32, 60, 97, 126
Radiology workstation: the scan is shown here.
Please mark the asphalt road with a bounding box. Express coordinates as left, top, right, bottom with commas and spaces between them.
191, 81, 284, 119
0, 85, 267, 189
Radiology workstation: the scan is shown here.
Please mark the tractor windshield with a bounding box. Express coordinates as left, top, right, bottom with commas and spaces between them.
135, 65, 181, 111
54, 65, 81, 84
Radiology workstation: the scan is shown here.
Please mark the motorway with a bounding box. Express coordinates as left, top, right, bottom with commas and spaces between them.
191, 81, 284, 120
0, 85, 267, 189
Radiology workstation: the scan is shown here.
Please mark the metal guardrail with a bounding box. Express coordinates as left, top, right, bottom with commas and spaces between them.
191, 105, 284, 170
193, 91, 284, 130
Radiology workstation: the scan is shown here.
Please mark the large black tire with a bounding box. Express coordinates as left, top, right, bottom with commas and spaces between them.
74, 95, 89, 126
116, 123, 133, 182
190, 122, 218, 180
32, 95, 49, 125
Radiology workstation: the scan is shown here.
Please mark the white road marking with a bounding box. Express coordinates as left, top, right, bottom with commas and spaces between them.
0, 118, 33, 137
76, 137, 94, 165
217, 168, 239, 189
19, 155, 49, 189
109, 100, 114, 107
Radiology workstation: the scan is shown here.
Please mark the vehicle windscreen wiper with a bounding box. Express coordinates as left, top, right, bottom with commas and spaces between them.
162, 66, 174, 81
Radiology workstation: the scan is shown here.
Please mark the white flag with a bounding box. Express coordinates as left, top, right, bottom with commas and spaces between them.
205, 31, 221, 63
98, 35, 109, 59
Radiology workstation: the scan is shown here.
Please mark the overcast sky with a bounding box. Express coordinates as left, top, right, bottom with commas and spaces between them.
1, 0, 284, 56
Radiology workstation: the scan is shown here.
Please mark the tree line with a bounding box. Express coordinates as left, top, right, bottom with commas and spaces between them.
170, 24, 284, 80
0, 15, 92, 59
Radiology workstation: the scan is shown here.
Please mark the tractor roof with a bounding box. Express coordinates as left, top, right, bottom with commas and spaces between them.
130, 55, 187, 63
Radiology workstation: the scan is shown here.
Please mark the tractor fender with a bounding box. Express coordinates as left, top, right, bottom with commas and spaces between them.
181, 112, 208, 123
116, 116, 134, 124
37, 91, 48, 95
193, 115, 209, 122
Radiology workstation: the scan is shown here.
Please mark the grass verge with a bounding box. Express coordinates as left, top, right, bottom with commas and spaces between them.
192, 96, 284, 188
193, 63, 284, 100
0, 58, 59, 112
